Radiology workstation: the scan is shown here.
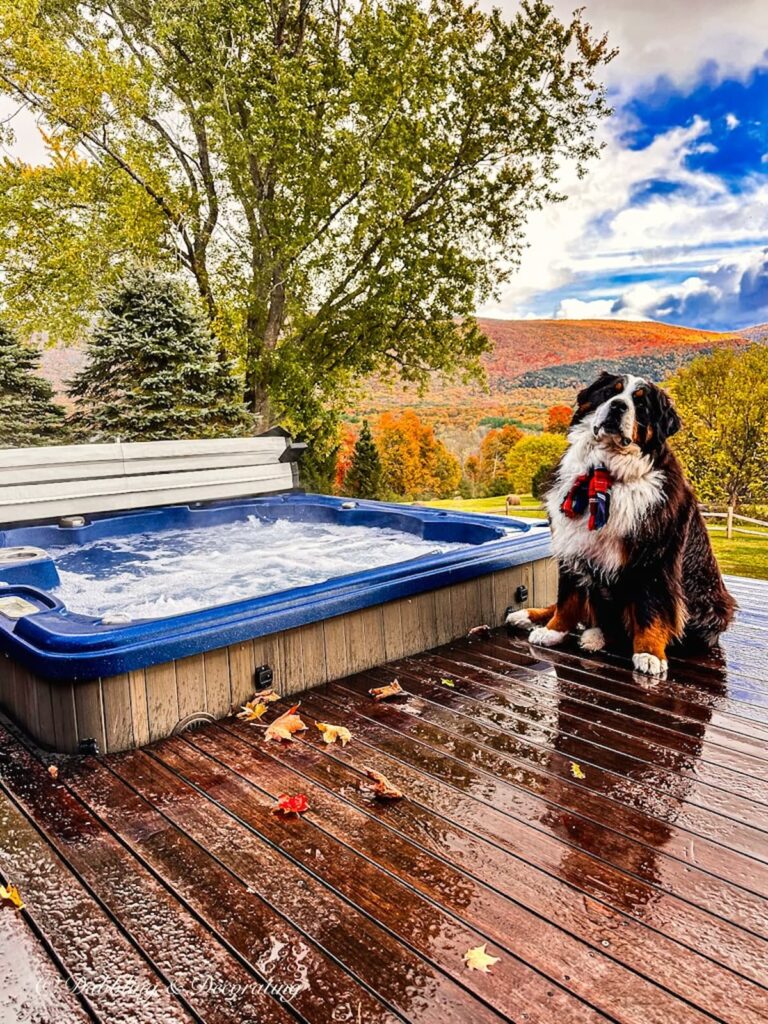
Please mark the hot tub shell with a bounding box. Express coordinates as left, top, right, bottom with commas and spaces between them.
0, 493, 554, 753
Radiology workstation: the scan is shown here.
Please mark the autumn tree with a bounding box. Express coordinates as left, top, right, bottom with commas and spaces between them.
343, 421, 383, 499
505, 434, 568, 495
0, 321, 66, 446
376, 410, 460, 498
0, 0, 613, 449
478, 424, 524, 495
667, 346, 768, 508
334, 424, 357, 493
545, 404, 572, 434
68, 268, 252, 441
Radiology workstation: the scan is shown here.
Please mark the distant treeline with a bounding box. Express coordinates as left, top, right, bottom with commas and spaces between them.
513, 347, 723, 389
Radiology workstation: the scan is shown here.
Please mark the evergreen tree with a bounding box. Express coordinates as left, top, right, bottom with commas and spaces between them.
68, 269, 253, 441
344, 421, 382, 499
0, 322, 66, 447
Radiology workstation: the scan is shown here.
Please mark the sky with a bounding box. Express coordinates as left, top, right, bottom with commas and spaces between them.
3, 1, 768, 332
479, 0, 768, 331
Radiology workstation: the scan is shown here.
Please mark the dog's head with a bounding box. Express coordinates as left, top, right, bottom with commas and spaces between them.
572, 371, 681, 454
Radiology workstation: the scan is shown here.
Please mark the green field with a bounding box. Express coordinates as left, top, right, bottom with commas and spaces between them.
420, 495, 768, 580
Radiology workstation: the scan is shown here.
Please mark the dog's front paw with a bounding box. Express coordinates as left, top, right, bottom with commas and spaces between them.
632, 652, 668, 676
529, 626, 567, 648
506, 608, 534, 630
579, 627, 605, 652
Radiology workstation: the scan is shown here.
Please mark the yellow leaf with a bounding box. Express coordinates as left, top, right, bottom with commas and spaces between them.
265, 704, 307, 742
570, 761, 586, 780
439, 678, 455, 688
0, 883, 24, 910
316, 723, 352, 747
253, 689, 280, 704
463, 944, 500, 973
237, 700, 269, 722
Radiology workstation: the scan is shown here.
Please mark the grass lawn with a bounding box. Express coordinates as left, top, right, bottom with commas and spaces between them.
417, 495, 768, 581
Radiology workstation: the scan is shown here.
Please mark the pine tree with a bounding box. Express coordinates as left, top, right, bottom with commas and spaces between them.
0, 322, 67, 447
344, 420, 382, 499
68, 268, 253, 441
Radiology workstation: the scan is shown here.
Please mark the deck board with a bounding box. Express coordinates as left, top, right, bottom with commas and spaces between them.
1, 574, 767, 1023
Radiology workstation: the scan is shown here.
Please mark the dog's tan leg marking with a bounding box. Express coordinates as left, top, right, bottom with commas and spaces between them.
631, 617, 672, 676
528, 605, 557, 625
546, 592, 588, 633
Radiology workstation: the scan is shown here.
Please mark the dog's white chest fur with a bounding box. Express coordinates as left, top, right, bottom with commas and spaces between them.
546, 422, 665, 578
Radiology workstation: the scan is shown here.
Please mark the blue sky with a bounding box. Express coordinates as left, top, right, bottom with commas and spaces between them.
483, 0, 768, 331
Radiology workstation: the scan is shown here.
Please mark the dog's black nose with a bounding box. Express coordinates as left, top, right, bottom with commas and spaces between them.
609, 398, 625, 411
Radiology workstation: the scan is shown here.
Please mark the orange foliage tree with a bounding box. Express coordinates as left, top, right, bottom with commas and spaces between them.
375, 410, 461, 498
334, 423, 357, 492
545, 404, 572, 434
478, 424, 523, 494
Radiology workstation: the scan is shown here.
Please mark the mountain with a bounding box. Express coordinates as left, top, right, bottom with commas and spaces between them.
739, 323, 768, 343
356, 319, 750, 433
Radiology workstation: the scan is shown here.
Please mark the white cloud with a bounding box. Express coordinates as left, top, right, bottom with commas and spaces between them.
552, 248, 768, 329
725, 113, 740, 129
489, 1, 768, 95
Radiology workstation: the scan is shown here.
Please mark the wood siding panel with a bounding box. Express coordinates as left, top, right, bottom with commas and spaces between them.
202, 648, 231, 718
101, 673, 134, 753
128, 670, 150, 748
144, 663, 179, 743
74, 679, 107, 754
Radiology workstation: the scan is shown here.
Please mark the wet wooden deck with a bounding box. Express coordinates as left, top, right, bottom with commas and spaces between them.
1, 574, 767, 1024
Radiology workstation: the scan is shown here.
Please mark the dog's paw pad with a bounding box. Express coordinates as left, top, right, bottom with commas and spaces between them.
632, 652, 668, 676
580, 627, 605, 652
506, 609, 533, 629
529, 627, 567, 648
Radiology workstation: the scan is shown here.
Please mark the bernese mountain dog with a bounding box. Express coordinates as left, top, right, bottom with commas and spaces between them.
507, 371, 735, 676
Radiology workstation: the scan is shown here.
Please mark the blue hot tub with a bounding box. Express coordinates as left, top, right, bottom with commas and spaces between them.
0, 493, 553, 753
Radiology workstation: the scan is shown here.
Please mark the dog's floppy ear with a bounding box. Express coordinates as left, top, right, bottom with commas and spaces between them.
650, 385, 681, 444
573, 371, 621, 424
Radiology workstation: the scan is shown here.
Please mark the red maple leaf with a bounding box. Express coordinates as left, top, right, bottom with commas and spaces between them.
272, 793, 310, 815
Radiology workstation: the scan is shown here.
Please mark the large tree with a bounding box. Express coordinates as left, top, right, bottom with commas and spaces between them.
68, 268, 253, 441
0, 321, 66, 446
0, 0, 613, 442
667, 346, 768, 508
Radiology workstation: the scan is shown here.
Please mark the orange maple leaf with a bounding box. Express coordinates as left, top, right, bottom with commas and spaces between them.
265, 704, 307, 742
253, 689, 280, 704
316, 723, 352, 747
365, 767, 404, 800
47, 765, 59, 780
272, 793, 310, 815
368, 680, 404, 701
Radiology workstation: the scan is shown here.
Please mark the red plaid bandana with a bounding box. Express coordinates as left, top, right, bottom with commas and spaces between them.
561, 466, 612, 530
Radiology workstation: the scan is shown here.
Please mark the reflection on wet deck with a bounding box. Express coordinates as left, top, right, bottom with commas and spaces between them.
1, 575, 767, 1023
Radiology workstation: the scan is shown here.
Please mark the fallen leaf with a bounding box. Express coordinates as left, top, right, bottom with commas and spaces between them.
0, 883, 23, 910
253, 689, 280, 704
439, 678, 455, 688
365, 767, 404, 800
237, 699, 269, 723
272, 793, 310, 815
47, 765, 59, 779
570, 761, 586, 780
463, 944, 500, 973
316, 723, 352, 747
368, 680, 404, 701
265, 704, 307, 742
468, 624, 491, 637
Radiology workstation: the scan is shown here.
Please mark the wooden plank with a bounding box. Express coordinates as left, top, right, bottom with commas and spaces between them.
0, 725, 291, 1024
345, 606, 387, 675
128, 668, 150, 748
398, 596, 424, 657
296, 621, 327, 689
158, 733, 606, 1024
50, 682, 78, 753
433, 586, 454, 646
73, 678, 107, 754
381, 599, 405, 662
228, 641, 256, 707
175, 655, 207, 723
144, 662, 179, 742
226, 711, 768, 1024
0, 774, 188, 1024
322, 615, 349, 682
101, 672, 134, 752
202, 647, 231, 718
251, 632, 284, 695
33, 674, 56, 749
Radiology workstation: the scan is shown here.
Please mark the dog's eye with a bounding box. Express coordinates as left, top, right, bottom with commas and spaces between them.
614, 380, 624, 391
634, 388, 646, 398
